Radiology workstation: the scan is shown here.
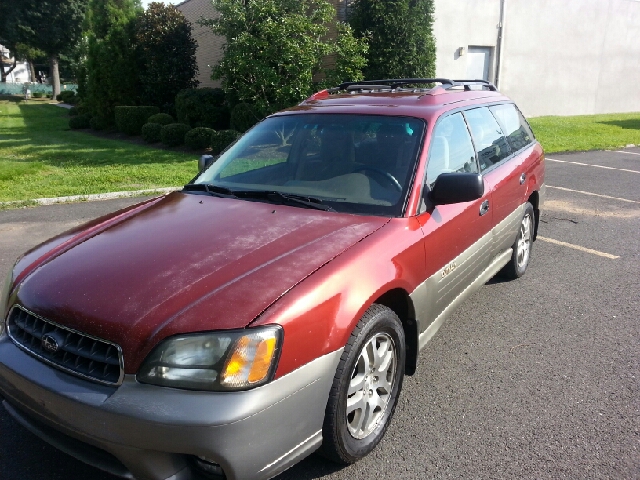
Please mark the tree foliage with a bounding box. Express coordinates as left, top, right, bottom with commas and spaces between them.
134, 3, 198, 111
349, 0, 436, 80
0, 2, 21, 82
207, 0, 368, 115
84, 0, 140, 123
5, 0, 89, 95
83, 1, 198, 122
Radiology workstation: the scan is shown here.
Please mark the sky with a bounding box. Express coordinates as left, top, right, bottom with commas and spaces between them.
140, 0, 185, 8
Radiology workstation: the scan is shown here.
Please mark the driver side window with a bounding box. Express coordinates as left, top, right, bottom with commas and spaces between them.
426, 112, 478, 187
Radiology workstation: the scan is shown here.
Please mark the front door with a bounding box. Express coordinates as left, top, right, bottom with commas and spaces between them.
413, 112, 493, 342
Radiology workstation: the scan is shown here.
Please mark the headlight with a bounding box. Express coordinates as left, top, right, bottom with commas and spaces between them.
137, 326, 282, 391
0, 267, 14, 337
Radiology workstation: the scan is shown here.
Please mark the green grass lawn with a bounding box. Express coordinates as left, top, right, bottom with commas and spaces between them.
0, 100, 196, 203
528, 112, 640, 153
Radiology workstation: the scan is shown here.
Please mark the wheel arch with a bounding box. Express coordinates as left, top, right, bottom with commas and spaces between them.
527, 190, 540, 240
373, 289, 418, 376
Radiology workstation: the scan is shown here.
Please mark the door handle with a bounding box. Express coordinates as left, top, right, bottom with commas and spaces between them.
520, 173, 526, 185
479, 200, 490, 216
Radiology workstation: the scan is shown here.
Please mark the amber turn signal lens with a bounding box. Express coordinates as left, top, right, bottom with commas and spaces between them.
248, 337, 277, 382
220, 330, 280, 388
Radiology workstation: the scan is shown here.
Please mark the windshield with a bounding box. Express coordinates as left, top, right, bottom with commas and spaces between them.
193, 114, 425, 216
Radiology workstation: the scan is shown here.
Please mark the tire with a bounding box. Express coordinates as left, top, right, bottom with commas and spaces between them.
500, 202, 535, 279
320, 304, 405, 464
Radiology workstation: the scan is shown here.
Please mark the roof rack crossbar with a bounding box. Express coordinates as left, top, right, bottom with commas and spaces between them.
337, 78, 455, 90
449, 79, 497, 91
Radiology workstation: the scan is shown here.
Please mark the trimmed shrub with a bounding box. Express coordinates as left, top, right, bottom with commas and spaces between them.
114, 106, 160, 135
142, 122, 163, 143
147, 113, 175, 126
161, 123, 191, 147
56, 90, 77, 103
175, 88, 230, 130
69, 114, 92, 129
185, 127, 214, 150
90, 116, 110, 131
211, 129, 241, 154
32, 92, 44, 98
68, 106, 79, 116
230, 103, 260, 133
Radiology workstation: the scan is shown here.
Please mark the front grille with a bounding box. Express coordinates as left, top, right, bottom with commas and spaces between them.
6, 306, 124, 386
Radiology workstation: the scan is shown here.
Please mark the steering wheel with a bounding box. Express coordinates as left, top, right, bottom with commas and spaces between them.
353, 166, 402, 192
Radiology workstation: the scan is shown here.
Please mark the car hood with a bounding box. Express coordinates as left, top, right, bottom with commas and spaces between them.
13, 192, 388, 372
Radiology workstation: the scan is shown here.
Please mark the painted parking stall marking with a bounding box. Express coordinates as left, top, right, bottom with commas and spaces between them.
538, 236, 620, 260
547, 186, 640, 204
615, 150, 640, 157
546, 158, 640, 174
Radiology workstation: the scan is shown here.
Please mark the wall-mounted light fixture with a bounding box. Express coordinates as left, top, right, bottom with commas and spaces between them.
458, 47, 466, 57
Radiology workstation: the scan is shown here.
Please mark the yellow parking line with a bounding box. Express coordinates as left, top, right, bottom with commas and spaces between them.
538, 236, 620, 259
547, 185, 640, 204
546, 158, 640, 174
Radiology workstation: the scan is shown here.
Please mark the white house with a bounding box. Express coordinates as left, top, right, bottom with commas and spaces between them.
0, 44, 32, 84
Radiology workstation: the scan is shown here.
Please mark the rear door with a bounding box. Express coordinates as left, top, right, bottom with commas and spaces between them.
414, 111, 493, 336
464, 104, 539, 253
463, 106, 521, 253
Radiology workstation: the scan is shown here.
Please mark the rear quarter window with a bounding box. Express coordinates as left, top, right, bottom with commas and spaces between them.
489, 104, 534, 152
463, 107, 511, 171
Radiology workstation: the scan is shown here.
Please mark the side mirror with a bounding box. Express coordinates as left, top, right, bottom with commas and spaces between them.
198, 154, 218, 172
430, 173, 484, 205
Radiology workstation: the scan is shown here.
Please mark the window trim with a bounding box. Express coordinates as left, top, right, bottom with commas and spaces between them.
462, 105, 513, 173
487, 103, 536, 158
422, 110, 481, 188
416, 101, 540, 214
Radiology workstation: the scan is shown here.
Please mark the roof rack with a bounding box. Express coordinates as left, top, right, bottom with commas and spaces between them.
305, 78, 498, 102
329, 78, 497, 93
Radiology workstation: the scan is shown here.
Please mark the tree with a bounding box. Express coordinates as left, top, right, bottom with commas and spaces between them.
9, 0, 89, 97
84, 0, 140, 122
0, 2, 21, 82
206, 0, 368, 115
134, 3, 198, 112
349, 0, 436, 80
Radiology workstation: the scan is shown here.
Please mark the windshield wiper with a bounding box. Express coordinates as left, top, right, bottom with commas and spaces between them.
235, 190, 336, 212
183, 183, 238, 198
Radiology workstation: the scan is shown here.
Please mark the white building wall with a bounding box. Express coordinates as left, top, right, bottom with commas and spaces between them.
434, 0, 640, 117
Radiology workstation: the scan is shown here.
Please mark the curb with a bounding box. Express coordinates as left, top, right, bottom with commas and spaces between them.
0, 187, 181, 208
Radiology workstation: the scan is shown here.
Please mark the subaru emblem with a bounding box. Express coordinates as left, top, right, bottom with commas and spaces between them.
42, 334, 59, 354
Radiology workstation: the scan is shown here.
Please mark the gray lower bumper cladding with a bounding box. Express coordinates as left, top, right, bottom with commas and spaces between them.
0, 335, 342, 480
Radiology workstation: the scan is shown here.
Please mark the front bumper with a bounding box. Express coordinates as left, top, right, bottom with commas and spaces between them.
0, 333, 342, 480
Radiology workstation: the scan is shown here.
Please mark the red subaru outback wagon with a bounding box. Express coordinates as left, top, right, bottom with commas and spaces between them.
0, 79, 544, 480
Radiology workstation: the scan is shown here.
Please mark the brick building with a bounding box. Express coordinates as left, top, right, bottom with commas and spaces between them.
176, 0, 225, 87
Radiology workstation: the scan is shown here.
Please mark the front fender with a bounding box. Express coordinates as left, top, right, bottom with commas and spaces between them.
252, 217, 426, 379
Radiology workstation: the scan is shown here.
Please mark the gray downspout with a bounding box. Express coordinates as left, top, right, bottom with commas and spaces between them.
496, 0, 507, 89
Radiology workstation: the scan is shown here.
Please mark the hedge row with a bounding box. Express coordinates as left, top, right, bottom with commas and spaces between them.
161, 123, 191, 147
142, 122, 163, 143
140, 121, 240, 152
176, 88, 229, 130
114, 106, 160, 135
56, 90, 78, 104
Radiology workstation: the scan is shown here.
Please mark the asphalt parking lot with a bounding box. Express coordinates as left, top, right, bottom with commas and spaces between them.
0, 148, 638, 479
